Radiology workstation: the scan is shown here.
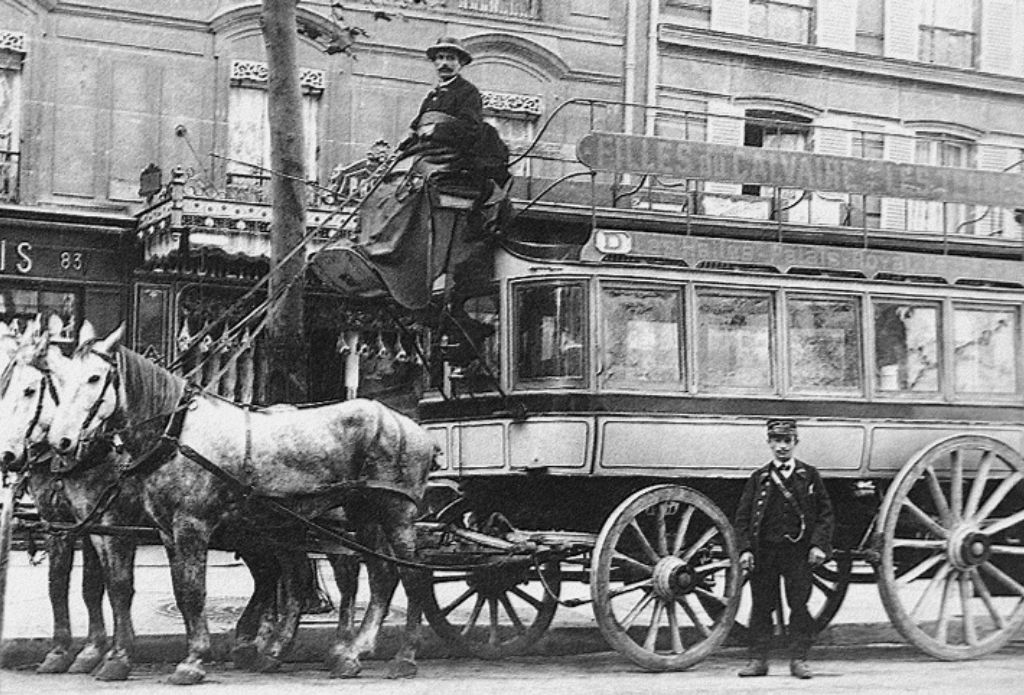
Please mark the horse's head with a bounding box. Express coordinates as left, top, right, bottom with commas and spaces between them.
48, 321, 127, 465
0, 318, 69, 472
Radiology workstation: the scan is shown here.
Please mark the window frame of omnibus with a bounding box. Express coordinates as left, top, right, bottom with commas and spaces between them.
950, 300, 1021, 400
783, 291, 864, 396
869, 294, 944, 400
693, 285, 776, 394
0, 284, 82, 350
597, 281, 686, 392
511, 278, 590, 389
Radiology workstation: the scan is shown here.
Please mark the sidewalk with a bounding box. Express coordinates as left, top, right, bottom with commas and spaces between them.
2, 545, 904, 668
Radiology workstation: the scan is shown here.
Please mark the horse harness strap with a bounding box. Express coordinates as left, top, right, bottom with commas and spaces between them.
117, 383, 197, 478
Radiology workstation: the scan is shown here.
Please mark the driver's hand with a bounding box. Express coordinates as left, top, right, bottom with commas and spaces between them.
808, 546, 827, 567
739, 551, 755, 573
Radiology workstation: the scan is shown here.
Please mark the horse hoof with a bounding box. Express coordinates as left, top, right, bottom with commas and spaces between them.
36, 649, 75, 674
327, 656, 361, 679
67, 645, 106, 674
167, 663, 206, 686
386, 659, 418, 679
254, 654, 282, 673
94, 658, 132, 681
231, 643, 259, 671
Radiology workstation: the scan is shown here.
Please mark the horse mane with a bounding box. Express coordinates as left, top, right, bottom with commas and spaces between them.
117, 345, 186, 426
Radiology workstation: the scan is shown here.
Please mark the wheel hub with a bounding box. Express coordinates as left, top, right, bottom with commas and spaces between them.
948, 527, 992, 570
652, 556, 695, 600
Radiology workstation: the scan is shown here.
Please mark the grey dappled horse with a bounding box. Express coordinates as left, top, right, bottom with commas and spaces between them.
0, 323, 358, 680
47, 324, 434, 685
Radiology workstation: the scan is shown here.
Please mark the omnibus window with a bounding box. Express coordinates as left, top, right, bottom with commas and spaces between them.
953, 305, 1018, 394
600, 286, 683, 390
873, 301, 939, 393
788, 296, 862, 391
696, 290, 773, 391
514, 283, 586, 383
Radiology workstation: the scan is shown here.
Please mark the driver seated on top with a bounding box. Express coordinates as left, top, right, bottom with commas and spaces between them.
399, 37, 509, 185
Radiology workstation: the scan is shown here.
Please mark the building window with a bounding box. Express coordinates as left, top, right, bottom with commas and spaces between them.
911, 132, 976, 235
667, 0, 712, 29
742, 110, 811, 202
696, 289, 774, 392
0, 287, 80, 346
787, 295, 862, 392
0, 31, 25, 203
919, 0, 977, 69
855, 0, 884, 55
953, 305, 1017, 394
849, 127, 885, 228
227, 60, 323, 202
482, 91, 542, 179
873, 300, 940, 394
749, 0, 813, 44
514, 282, 587, 384
600, 285, 684, 391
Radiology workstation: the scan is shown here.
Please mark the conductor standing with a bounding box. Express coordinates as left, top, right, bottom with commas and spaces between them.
733, 419, 834, 679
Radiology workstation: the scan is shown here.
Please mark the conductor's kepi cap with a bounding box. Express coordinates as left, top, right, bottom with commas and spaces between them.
766, 418, 798, 438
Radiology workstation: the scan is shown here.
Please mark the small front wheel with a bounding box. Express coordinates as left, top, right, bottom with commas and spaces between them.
590, 485, 742, 671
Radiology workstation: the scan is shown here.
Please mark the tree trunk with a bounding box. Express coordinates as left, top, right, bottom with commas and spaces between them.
262, 0, 308, 403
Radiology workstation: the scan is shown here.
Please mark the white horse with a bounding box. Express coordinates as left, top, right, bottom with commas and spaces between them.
47, 323, 434, 685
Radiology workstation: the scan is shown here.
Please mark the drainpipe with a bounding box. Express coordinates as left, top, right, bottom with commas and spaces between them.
646, 0, 661, 136
624, 0, 638, 134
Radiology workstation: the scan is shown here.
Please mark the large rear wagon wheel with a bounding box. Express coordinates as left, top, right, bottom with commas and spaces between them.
590, 485, 742, 671
878, 435, 1024, 660
423, 558, 561, 659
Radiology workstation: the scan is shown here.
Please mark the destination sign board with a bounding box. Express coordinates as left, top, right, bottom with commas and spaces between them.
576, 132, 1024, 209
583, 228, 1024, 287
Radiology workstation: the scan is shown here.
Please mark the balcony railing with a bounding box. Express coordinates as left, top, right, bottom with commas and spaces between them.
458, 0, 540, 20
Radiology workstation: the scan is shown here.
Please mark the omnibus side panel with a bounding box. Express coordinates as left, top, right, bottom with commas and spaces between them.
435, 418, 594, 474
508, 419, 591, 471
867, 426, 1024, 473
596, 418, 865, 475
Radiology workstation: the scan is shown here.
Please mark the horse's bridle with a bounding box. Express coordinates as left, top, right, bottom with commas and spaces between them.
71, 349, 123, 459
0, 359, 60, 473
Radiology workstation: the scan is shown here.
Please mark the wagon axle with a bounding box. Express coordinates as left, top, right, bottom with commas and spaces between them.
948, 528, 991, 570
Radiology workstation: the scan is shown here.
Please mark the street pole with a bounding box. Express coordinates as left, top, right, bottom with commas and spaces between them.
262, 0, 308, 404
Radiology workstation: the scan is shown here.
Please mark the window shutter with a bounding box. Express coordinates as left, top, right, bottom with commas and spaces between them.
880, 129, 914, 230
710, 0, 749, 34
815, 0, 856, 51
976, 144, 1017, 237
704, 100, 744, 195
810, 115, 852, 225
883, 0, 921, 61
979, 0, 1018, 75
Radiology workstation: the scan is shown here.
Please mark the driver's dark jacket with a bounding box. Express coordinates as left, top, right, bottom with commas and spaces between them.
409, 74, 482, 153
733, 460, 834, 557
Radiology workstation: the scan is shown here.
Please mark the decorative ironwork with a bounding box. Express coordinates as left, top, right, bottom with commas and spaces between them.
482, 91, 543, 119
0, 31, 26, 54
230, 59, 325, 93
458, 0, 541, 20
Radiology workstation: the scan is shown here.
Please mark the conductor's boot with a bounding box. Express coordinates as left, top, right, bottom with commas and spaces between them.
790, 659, 813, 679
738, 659, 769, 677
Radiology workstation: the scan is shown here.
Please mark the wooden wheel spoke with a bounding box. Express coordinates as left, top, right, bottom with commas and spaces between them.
963, 451, 994, 520
461, 594, 486, 635
608, 578, 654, 599
498, 594, 527, 632
692, 558, 732, 574
934, 572, 956, 644
924, 464, 954, 527
643, 601, 664, 651
950, 450, 963, 522
892, 537, 946, 550
692, 587, 728, 622
983, 508, 1024, 536
656, 503, 669, 557
671, 506, 694, 557
613, 550, 655, 575
487, 598, 501, 646
811, 573, 836, 596
620, 590, 655, 630
508, 586, 544, 610
902, 499, 949, 538
910, 563, 951, 621
979, 561, 1024, 597
628, 520, 662, 564
988, 544, 1024, 556
974, 471, 1024, 523
898, 552, 945, 585
431, 573, 474, 584
958, 573, 977, 646
680, 526, 718, 564
969, 570, 1005, 629
439, 587, 477, 618
677, 595, 711, 638
666, 601, 684, 654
